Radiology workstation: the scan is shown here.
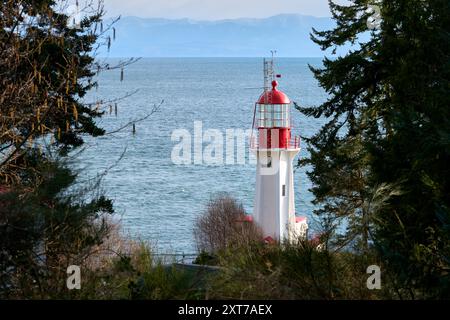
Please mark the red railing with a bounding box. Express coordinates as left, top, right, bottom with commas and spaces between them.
250, 136, 301, 149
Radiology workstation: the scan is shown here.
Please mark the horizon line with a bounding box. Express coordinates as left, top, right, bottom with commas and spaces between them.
103, 12, 333, 22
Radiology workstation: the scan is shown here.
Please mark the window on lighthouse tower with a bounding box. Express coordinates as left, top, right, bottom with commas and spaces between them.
262, 156, 272, 168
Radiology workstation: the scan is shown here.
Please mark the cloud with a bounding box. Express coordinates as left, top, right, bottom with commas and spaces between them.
103, 0, 334, 20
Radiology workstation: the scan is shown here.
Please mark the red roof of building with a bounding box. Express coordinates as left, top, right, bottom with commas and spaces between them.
296, 216, 307, 223
264, 236, 276, 244
310, 234, 323, 246
257, 80, 291, 105
0, 185, 9, 194
236, 215, 254, 223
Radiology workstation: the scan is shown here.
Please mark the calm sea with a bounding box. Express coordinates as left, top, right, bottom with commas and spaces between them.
78, 58, 328, 254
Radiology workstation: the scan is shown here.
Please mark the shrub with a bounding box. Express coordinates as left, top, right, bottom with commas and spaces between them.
207, 240, 387, 300
194, 194, 262, 254
79, 243, 203, 300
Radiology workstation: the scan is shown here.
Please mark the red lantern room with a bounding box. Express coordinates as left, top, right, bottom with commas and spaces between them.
254, 80, 300, 149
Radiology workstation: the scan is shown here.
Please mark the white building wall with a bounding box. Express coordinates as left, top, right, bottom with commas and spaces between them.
279, 152, 288, 240
253, 148, 300, 242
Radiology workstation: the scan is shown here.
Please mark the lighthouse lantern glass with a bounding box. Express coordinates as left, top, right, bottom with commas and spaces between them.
258, 103, 291, 128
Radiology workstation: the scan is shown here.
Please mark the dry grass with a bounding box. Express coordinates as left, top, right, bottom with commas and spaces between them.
82, 216, 148, 271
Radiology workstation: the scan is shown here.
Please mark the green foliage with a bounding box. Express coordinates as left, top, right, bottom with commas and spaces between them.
78, 244, 204, 300
193, 251, 218, 266
0, 1, 138, 300
0, 154, 114, 298
207, 240, 385, 300
298, 0, 450, 298
1, 0, 110, 183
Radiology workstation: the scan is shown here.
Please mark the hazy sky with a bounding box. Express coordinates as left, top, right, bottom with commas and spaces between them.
103, 0, 338, 20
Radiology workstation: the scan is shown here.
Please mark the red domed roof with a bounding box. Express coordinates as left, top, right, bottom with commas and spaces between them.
257, 80, 290, 104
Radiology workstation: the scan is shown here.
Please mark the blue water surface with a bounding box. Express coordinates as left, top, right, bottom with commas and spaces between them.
77, 58, 328, 254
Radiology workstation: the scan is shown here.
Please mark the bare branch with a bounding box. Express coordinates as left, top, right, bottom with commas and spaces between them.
105, 100, 163, 135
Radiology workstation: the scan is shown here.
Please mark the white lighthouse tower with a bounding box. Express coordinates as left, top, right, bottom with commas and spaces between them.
250, 58, 308, 243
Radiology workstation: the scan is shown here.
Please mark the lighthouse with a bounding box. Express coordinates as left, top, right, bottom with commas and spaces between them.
250, 58, 308, 243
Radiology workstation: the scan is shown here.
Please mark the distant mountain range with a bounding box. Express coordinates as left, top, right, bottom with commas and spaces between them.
100, 14, 344, 57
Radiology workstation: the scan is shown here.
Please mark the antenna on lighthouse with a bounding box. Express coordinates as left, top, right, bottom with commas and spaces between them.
263, 51, 276, 93
271, 49, 277, 62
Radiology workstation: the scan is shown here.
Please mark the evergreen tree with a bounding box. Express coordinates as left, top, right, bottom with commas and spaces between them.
298, 0, 450, 298
0, 0, 119, 182
0, 1, 121, 298
0, 154, 114, 298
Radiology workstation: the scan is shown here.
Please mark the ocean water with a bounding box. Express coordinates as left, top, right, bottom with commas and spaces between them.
78, 58, 328, 254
